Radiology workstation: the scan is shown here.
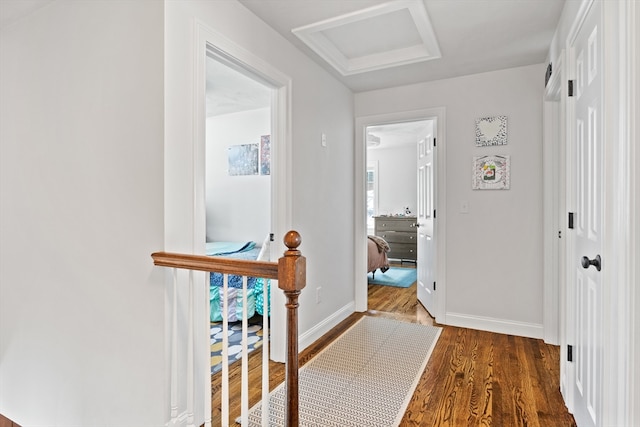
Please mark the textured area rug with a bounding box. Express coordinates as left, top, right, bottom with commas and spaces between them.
211, 317, 263, 374
368, 267, 417, 288
246, 316, 441, 426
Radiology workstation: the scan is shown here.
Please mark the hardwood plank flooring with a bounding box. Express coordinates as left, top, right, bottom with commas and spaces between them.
211, 270, 576, 426
0, 414, 22, 427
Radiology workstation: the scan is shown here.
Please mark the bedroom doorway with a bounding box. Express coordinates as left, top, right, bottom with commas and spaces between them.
355, 108, 446, 323
202, 40, 292, 363
205, 54, 272, 246
365, 120, 434, 314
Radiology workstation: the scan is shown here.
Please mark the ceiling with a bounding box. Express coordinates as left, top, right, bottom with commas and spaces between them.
206, 54, 271, 117
0, 0, 53, 29
238, 0, 565, 93
1, 0, 565, 93
367, 120, 433, 150
1, 0, 566, 147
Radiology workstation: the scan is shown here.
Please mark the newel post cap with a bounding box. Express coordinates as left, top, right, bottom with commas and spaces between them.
278, 230, 306, 292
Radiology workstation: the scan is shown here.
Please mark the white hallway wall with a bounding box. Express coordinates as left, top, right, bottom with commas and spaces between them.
206, 108, 271, 243
368, 145, 417, 216
0, 1, 165, 425
356, 64, 545, 336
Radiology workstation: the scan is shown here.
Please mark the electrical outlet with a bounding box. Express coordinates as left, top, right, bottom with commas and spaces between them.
316, 286, 322, 303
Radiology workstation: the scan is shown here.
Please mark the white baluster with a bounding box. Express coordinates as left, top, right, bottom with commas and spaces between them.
262, 278, 270, 426
204, 270, 212, 427
221, 274, 229, 427
170, 268, 178, 425
187, 271, 194, 427
240, 275, 249, 426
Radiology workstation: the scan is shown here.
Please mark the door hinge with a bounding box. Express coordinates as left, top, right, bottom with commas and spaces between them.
269, 233, 275, 242
433, 281, 436, 291
567, 344, 573, 362
545, 62, 553, 87
433, 209, 436, 219
568, 80, 575, 97
433, 138, 436, 147
568, 212, 575, 229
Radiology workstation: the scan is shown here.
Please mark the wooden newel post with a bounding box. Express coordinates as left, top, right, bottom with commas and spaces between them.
278, 230, 306, 427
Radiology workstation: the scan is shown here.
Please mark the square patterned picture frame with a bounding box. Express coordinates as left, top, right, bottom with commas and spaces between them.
475, 115, 508, 146
472, 155, 510, 190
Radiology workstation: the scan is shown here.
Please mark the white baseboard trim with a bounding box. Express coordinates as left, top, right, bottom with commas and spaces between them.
445, 312, 544, 339
298, 302, 354, 351
167, 410, 190, 427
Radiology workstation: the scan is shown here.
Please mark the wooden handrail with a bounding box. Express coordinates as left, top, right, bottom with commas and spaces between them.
151, 231, 306, 427
151, 251, 279, 279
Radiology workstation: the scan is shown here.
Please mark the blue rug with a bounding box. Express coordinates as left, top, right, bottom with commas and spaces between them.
367, 267, 416, 288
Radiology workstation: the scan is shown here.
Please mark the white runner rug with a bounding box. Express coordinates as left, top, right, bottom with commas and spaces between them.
246, 316, 442, 426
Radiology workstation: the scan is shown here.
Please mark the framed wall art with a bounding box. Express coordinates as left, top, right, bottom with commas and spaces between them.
228, 143, 259, 176
472, 155, 510, 190
475, 115, 507, 146
260, 135, 271, 175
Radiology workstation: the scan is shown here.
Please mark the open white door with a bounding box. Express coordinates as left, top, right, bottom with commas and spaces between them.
416, 133, 435, 315
569, 1, 603, 425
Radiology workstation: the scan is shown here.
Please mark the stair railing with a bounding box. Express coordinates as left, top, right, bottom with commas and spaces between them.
151, 230, 305, 427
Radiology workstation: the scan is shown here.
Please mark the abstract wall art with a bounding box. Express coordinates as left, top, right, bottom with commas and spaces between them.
228, 143, 259, 176
260, 135, 271, 175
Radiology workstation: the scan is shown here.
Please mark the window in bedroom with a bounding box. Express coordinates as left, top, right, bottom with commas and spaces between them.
366, 160, 378, 233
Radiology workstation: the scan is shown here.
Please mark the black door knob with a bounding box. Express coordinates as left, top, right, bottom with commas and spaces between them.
581, 254, 601, 271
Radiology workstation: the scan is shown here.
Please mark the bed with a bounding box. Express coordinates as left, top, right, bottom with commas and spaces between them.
207, 240, 271, 322
367, 235, 390, 277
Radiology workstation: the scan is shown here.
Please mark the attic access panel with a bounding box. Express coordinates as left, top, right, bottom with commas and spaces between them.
292, 1, 441, 75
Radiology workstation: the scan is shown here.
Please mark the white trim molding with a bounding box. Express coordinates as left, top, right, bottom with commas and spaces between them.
298, 303, 355, 352
601, 1, 636, 425
630, 4, 640, 425
542, 54, 564, 346
446, 312, 544, 339
292, 1, 441, 76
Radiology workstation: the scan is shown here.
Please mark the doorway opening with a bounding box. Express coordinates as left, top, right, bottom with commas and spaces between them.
205, 54, 272, 246
366, 120, 433, 312
365, 121, 429, 232
204, 54, 273, 380
199, 33, 293, 363
355, 108, 446, 323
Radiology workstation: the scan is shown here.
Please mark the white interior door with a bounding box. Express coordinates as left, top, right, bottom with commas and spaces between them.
417, 134, 435, 315
570, 1, 603, 425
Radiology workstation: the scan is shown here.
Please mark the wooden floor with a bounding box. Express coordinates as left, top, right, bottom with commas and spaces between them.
212, 269, 576, 426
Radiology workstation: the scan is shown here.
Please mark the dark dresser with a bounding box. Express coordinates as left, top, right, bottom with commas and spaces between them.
374, 216, 417, 262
